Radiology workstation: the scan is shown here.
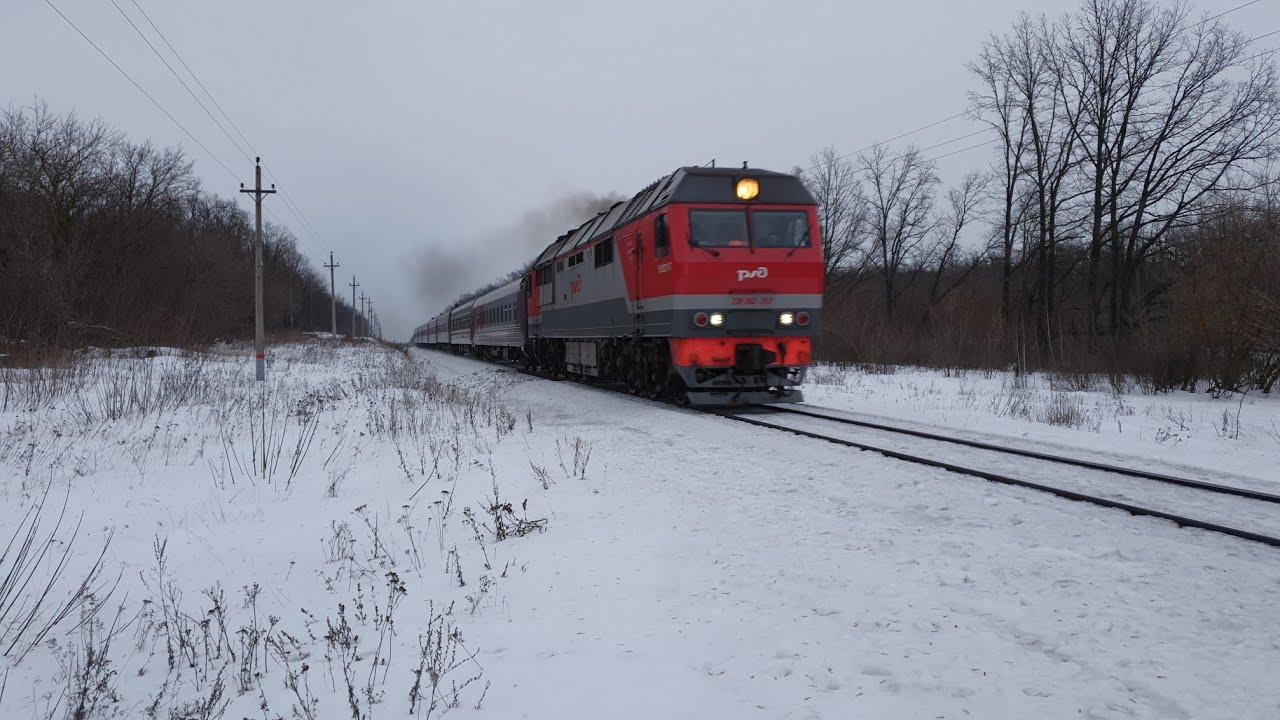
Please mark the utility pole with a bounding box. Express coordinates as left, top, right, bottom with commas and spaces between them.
348, 275, 359, 338
366, 300, 374, 341
324, 252, 340, 337
240, 158, 275, 481
359, 292, 367, 338
239, 157, 276, 381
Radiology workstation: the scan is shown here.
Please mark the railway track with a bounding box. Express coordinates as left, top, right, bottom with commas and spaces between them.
426, 348, 1280, 549
708, 404, 1280, 549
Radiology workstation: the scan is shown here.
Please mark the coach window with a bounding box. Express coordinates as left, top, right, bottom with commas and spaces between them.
654, 214, 670, 258
595, 238, 614, 267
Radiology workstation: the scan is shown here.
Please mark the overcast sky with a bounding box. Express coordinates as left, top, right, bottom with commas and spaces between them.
4, 0, 1276, 338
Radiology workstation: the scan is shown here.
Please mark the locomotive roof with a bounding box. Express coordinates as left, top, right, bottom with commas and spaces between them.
534, 166, 815, 265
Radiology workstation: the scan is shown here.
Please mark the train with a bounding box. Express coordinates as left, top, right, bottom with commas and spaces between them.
411, 165, 824, 405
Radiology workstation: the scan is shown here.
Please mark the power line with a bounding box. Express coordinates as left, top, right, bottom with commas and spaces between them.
809, 111, 972, 169
1198, 0, 1262, 27
926, 139, 999, 163
811, 4, 1268, 173
112, 0, 331, 255
1243, 47, 1278, 63
1249, 29, 1280, 44
41, 0, 239, 182
127, 0, 258, 156
106, 0, 254, 165
918, 128, 991, 155
260, 162, 326, 245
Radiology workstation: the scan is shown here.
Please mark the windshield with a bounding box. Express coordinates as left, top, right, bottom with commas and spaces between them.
753, 210, 810, 248
688, 208, 810, 249
689, 209, 749, 247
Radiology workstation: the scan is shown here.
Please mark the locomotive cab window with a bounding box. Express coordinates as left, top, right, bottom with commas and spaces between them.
654, 214, 670, 258
689, 209, 749, 248
753, 210, 811, 248
594, 238, 614, 267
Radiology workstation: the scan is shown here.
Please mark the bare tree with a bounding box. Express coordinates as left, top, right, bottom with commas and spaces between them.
0, 102, 342, 347
796, 146, 869, 280
924, 171, 990, 310
859, 145, 939, 318
1058, 0, 1280, 337
970, 28, 1033, 325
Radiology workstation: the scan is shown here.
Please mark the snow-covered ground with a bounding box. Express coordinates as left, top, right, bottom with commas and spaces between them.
2, 343, 1279, 719
806, 363, 1280, 488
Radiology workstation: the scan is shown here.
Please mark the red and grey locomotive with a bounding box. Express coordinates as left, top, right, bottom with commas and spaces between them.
411, 165, 823, 405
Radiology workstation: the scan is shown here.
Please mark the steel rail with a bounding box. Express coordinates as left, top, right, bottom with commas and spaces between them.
708, 410, 1280, 549
773, 405, 1280, 504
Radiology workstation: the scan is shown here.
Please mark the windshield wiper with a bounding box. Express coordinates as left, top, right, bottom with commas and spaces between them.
785, 229, 811, 258
689, 230, 720, 257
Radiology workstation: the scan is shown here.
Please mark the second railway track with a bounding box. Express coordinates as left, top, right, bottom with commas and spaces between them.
709, 404, 1280, 549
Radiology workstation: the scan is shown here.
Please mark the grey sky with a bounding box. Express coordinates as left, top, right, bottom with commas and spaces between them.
4, 0, 1276, 338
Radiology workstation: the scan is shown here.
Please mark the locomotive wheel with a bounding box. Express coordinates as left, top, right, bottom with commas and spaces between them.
626, 367, 643, 395
644, 368, 664, 399
670, 377, 690, 406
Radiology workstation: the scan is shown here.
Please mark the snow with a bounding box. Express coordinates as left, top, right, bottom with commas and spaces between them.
2, 343, 1279, 719
805, 364, 1280, 489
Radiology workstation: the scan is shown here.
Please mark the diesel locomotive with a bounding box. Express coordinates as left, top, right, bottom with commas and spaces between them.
412, 165, 823, 405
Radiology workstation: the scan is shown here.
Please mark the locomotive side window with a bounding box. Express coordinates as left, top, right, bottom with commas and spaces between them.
594, 238, 614, 267
689, 209, 748, 248
654, 215, 670, 258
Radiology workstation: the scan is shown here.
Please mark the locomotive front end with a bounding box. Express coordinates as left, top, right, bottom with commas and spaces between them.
663, 173, 824, 405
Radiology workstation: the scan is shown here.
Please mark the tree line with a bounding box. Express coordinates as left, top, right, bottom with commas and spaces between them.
0, 102, 366, 353
798, 0, 1280, 393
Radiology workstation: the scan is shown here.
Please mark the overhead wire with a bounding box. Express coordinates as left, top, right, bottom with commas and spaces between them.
47, 0, 341, 282
807, 111, 972, 170
1197, 0, 1262, 26
127, 0, 258, 156
41, 0, 239, 183
809, 3, 1271, 172
103, 0, 330, 255
106, 0, 254, 165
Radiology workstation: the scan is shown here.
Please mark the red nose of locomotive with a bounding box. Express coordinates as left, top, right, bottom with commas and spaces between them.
662, 192, 824, 404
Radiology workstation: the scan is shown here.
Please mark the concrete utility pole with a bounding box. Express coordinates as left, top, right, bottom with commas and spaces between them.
239, 158, 275, 480
366, 300, 374, 340
348, 276, 359, 338
239, 157, 276, 381
324, 252, 340, 336
359, 292, 367, 338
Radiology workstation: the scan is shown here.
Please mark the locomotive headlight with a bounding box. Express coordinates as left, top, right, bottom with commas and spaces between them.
709, 312, 725, 327
779, 312, 795, 326
735, 177, 759, 201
